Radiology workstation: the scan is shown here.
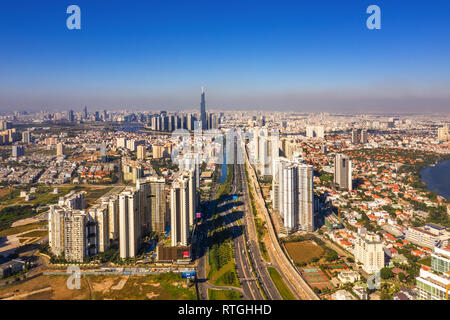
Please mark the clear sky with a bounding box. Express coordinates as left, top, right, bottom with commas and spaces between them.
0, 0, 449, 113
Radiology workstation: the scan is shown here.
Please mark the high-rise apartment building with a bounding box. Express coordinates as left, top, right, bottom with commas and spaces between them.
181, 169, 197, 227
438, 126, 449, 142
170, 175, 190, 246
272, 158, 315, 233
63, 210, 87, 262
22, 130, 31, 144
100, 142, 107, 162
354, 230, 385, 274
334, 153, 352, 191
122, 159, 143, 183
360, 129, 368, 144
253, 128, 279, 177
126, 139, 136, 152
11, 145, 24, 159
416, 247, 450, 300
351, 129, 359, 144
56, 143, 65, 156
116, 137, 127, 149
88, 204, 109, 253
306, 125, 325, 139
136, 178, 151, 234
105, 195, 119, 240
48, 206, 65, 257
58, 190, 86, 210
148, 176, 168, 233
118, 188, 141, 258
137, 145, 146, 160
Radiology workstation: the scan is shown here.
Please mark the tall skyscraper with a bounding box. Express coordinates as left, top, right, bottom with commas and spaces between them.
148, 176, 168, 233
170, 175, 190, 246
56, 143, 65, 156
100, 142, 107, 162
181, 169, 197, 227
22, 130, 31, 144
253, 128, 279, 177
360, 129, 368, 144
68, 109, 74, 122
119, 188, 141, 258
12, 145, 24, 159
272, 158, 315, 233
351, 129, 359, 144
306, 125, 325, 139
63, 210, 87, 262
438, 126, 449, 142
105, 195, 119, 241
334, 154, 352, 191
137, 145, 146, 160
200, 87, 207, 130
136, 178, 151, 234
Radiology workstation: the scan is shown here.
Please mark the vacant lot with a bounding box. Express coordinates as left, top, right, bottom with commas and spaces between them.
284, 241, 324, 264
0, 273, 196, 300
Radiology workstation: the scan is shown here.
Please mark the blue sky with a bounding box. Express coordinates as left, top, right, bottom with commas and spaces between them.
0, 0, 449, 113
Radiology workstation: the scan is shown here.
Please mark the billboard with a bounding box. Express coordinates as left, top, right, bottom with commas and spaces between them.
181, 271, 196, 278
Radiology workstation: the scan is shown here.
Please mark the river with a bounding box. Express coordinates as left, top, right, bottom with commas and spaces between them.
420, 159, 450, 199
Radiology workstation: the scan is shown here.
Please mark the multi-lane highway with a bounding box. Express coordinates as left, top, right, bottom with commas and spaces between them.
194, 137, 283, 300
218, 161, 264, 300
241, 136, 320, 300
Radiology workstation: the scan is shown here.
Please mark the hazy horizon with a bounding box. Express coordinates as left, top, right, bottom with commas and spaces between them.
1, 0, 449, 113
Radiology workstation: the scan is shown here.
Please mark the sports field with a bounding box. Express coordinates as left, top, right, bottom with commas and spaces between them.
284, 241, 324, 264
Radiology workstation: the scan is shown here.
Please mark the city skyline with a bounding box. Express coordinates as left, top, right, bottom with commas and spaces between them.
1, 0, 450, 113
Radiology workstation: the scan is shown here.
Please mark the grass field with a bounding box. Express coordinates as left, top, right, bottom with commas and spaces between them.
208, 259, 240, 288
0, 221, 47, 237
0, 273, 196, 300
284, 241, 325, 264
208, 289, 242, 300
267, 267, 296, 300
18, 230, 48, 238
0, 185, 77, 207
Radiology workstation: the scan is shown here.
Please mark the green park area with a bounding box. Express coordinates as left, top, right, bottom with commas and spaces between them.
267, 267, 296, 300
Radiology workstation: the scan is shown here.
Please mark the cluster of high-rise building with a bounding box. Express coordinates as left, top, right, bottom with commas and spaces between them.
351, 128, 368, 144
251, 127, 280, 177
49, 175, 170, 262
306, 125, 325, 139
148, 111, 219, 132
